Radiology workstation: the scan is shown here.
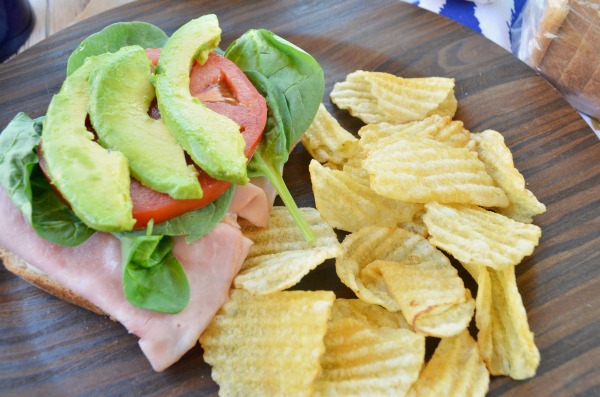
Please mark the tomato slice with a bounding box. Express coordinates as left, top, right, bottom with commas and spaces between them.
129, 169, 231, 229
130, 51, 267, 228
189, 52, 267, 158
40, 50, 267, 230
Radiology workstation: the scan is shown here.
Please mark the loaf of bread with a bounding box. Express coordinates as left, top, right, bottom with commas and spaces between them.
516, 0, 600, 119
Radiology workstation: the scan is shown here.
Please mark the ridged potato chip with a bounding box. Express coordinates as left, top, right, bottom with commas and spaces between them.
330, 71, 457, 124
363, 260, 475, 337
314, 317, 425, 397
195, 65, 546, 394
235, 206, 341, 294
336, 226, 448, 311
301, 103, 359, 168
407, 330, 490, 397
310, 160, 423, 233
341, 145, 368, 179
200, 289, 335, 397
398, 207, 429, 238
362, 137, 509, 207
471, 130, 546, 223
423, 202, 541, 270
358, 115, 472, 151
463, 263, 540, 380
410, 289, 475, 338
330, 298, 410, 330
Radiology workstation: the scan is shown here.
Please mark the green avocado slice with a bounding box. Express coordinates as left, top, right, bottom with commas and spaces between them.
42, 54, 136, 232
88, 45, 202, 200
154, 14, 249, 185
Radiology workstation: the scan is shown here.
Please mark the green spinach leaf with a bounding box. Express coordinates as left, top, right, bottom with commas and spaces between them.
117, 186, 233, 312
0, 113, 96, 246
245, 71, 292, 174
244, 71, 315, 240
225, 29, 324, 141
0, 112, 42, 222
121, 234, 190, 314
225, 30, 324, 241
67, 22, 169, 76
30, 167, 96, 246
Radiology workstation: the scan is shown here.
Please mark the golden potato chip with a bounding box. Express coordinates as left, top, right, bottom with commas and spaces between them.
330, 298, 410, 330
423, 202, 541, 270
467, 263, 540, 380
358, 115, 471, 151
410, 289, 475, 338
336, 226, 450, 311
330, 71, 457, 124
200, 289, 335, 397
341, 145, 368, 179
314, 317, 425, 397
235, 206, 341, 294
471, 130, 546, 223
362, 260, 474, 337
309, 160, 423, 233
301, 103, 359, 168
362, 137, 509, 207
398, 207, 428, 238
407, 329, 490, 397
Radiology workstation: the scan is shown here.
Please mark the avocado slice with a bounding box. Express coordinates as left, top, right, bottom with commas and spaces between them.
154, 14, 249, 185
88, 45, 202, 200
42, 54, 136, 232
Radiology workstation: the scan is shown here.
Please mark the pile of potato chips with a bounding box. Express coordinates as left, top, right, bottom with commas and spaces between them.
199, 70, 545, 396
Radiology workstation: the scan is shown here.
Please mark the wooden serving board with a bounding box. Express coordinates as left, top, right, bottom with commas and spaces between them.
0, 0, 598, 396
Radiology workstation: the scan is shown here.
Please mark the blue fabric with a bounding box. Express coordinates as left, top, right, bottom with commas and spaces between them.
439, 1, 481, 34
403, 0, 527, 51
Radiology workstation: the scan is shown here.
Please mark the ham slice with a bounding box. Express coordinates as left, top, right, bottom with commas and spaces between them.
249, 176, 278, 208
0, 184, 270, 371
229, 177, 276, 227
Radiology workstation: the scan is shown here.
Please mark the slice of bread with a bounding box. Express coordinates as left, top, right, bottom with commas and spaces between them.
0, 245, 107, 316
525, 0, 570, 68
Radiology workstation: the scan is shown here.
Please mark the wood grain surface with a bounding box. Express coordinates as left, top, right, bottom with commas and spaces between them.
0, 0, 599, 396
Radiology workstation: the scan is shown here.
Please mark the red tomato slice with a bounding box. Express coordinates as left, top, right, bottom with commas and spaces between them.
189, 52, 267, 158
129, 169, 231, 229
40, 50, 267, 230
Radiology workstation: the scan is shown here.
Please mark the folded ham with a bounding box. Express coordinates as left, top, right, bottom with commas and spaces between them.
0, 181, 272, 371
228, 177, 273, 227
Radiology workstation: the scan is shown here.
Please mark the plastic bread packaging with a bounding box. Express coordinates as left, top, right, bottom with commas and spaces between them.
511, 0, 600, 121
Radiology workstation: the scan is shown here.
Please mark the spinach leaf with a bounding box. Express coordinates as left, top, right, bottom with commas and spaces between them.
0, 112, 42, 222
117, 186, 233, 313
0, 113, 96, 246
225, 30, 324, 241
243, 71, 315, 240
245, 71, 293, 174
121, 234, 190, 314
30, 167, 96, 246
117, 185, 235, 243
67, 22, 169, 76
225, 29, 324, 141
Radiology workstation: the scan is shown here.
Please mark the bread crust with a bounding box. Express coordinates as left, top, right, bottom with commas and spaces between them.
0, 245, 107, 316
